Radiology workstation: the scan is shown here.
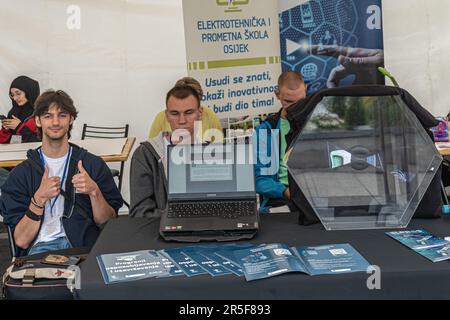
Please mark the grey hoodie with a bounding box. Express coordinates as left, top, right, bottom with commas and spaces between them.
129, 133, 169, 218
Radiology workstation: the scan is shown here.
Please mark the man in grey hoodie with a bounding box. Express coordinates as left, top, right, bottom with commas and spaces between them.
129, 85, 204, 217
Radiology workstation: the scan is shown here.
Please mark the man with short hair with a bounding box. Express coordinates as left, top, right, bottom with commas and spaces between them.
254, 71, 307, 209
148, 77, 223, 142
130, 85, 203, 218
0, 89, 123, 256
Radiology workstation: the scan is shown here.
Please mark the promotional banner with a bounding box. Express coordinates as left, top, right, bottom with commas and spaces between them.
183, 0, 282, 120
279, 0, 384, 95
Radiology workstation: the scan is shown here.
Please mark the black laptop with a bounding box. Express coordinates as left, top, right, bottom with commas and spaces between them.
159, 143, 259, 242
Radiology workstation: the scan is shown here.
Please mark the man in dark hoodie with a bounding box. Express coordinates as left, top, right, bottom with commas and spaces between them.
254, 71, 307, 211
0, 89, 123, 256
129, 84, 203, 218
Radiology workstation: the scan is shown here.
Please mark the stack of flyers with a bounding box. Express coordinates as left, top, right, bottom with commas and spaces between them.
387, 229, 450, 262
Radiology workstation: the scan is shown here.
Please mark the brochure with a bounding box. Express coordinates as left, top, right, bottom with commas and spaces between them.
387, 229, 449, 250
233, 243, 370, 281
233, 243, 307, 281
292, 244, 371, 275
201, 250, 244, 276
181, 246, 232, 277
387, 229, 450, 262
415, 244, 450, 262
214, 243, 264, 276
156, 252, 185, 278
97, 250, 168, 285
161, 247, 208, 277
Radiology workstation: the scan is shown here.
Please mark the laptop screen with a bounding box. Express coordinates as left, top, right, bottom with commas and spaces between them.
167, 143, 255, 199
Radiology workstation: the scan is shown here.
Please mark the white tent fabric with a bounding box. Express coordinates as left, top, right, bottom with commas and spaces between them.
1, 0, 450, 211
383, 0, 450, 117
0, 0, 186, 143
0, 0, 186, 207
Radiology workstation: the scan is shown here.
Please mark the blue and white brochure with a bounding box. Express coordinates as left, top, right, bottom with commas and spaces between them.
291, 244, 371, 275
387, 229, 450, 250
97, 250, 167, 285
214, 243, 264, 276
156, 251, 184, 278
162, 247, 207, 277
233, 243, 308, 281
196, 243, 254, 277
203, 251, 243, 276
181, 248, 232, 277
415, 244, 450, 262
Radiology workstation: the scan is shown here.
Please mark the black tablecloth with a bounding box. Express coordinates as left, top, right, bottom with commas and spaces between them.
76, 213, 450, 300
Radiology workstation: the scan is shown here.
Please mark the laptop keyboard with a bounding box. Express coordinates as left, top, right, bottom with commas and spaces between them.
168, 201, 256, 219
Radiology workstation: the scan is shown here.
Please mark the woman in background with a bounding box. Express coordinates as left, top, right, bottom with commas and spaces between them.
0, 75, 40, 144
0, 76, 40, 189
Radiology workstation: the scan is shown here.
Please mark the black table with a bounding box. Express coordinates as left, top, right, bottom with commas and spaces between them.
76, 213, 450, 300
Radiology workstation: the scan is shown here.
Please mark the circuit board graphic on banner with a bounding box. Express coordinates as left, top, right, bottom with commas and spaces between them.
279, 0, 384, 95
183, 0, 282, 119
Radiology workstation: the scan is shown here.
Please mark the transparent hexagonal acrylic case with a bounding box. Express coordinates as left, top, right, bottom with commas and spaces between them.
287, 94, 442, 230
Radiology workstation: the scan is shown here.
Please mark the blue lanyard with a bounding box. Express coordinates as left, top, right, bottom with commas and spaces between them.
39, 146, 72, 216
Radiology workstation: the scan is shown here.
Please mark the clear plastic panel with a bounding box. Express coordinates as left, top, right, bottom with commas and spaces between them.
287, 95, 442, 230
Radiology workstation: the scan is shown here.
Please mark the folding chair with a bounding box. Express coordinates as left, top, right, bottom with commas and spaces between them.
81, 124, 129, 207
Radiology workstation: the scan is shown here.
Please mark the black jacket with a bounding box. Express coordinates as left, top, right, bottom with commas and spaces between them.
0, 143, 123, 256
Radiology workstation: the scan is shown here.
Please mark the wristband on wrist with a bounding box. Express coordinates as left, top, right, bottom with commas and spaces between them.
31, 196, 44, 209
25, 209, 42, 222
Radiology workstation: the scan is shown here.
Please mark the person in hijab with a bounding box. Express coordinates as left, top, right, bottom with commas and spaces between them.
0, 75, 41, 144
0, 76, 41, 190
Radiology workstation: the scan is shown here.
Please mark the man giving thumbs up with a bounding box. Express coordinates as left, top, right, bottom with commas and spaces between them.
0, 90, 123, 256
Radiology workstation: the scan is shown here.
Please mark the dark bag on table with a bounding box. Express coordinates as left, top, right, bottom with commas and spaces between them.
2, 251, 87, 300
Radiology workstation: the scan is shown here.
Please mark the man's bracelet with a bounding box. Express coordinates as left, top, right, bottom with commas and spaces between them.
25, 209, 42, 222
31, 196, 44, 209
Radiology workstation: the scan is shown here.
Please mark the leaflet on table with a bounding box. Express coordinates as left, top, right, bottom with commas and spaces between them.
97, 250, 169, 285
214, 243, 265, 276
170, 243, 255, 277
181, 246, 232, 277
161, 247, 208, 277
233, 243, 371, 281
193, 243, 255, 277
415, 244, 450, 262
156, 252, 185, 278
291, 244, 371, 275
200, 250, 244, 276
386, 229, 450, 250
233, 243, 308, 281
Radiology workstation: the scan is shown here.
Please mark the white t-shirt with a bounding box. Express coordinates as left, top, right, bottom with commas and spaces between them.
34, 148, 72, 244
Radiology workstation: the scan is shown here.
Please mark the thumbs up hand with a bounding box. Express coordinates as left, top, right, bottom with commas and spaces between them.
34, 165, 61, 206
72, 160, 99, 196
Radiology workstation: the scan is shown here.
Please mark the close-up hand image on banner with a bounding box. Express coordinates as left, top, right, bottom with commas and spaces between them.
279, 0, 385, 95
183, 0, 282, 120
